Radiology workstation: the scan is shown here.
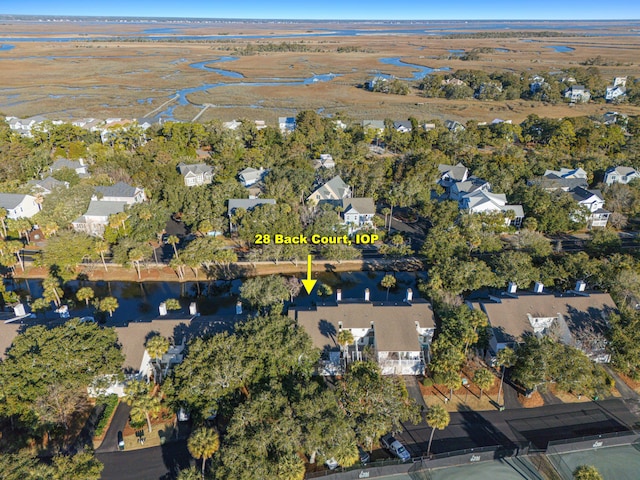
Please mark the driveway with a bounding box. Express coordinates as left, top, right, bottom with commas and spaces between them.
96, 402, 131, 453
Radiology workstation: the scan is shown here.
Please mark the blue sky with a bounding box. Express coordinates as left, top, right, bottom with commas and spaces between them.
2, 0, 639, 20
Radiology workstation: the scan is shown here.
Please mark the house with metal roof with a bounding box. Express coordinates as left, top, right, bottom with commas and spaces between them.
290, 288, 435, 376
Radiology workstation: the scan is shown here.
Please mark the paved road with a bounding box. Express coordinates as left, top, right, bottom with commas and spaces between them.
397, 398, 637, 457
97, 439, 192, 480
96, 402, 131, 453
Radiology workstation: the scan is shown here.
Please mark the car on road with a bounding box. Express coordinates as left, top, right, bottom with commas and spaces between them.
381, 434, 410, 461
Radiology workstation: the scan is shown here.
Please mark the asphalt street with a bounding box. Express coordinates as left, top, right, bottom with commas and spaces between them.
97, 439, 191, 480
97, 403, 131, 453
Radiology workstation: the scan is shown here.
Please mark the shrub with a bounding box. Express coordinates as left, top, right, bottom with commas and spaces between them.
422, 377, 434, 387
94, 394, 119, 437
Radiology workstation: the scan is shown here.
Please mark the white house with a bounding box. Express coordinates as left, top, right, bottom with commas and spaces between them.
570, 187, 609, 228
278, 117, 296, 134
393, 121, 412, 133
307, 176, 352, 205
71, 200, 129, 237
341, 198, 375, 233
93, 182, 146, 204
312, 154, 336, 169
291, 289, 435, 376
606, 85, 626, 102
222, 120, 243, 130
470, 284, 617, 364
460, 190, 524, 226
0, 194, 41, 219
449, 176, 491, 201
604, 166, 640, 185
238, 167, 267, 187
445, 120, 465, 133
177, 162, 213, 187
564, 85, 591, 103
362, 120, 385, 135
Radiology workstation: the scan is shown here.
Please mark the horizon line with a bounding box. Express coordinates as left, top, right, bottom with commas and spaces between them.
1, 14, 640, 22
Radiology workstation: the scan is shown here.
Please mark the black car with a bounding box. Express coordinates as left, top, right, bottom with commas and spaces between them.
117, 431, 125, 451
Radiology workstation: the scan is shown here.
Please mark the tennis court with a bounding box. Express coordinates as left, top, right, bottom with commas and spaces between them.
546, 444, 640, 480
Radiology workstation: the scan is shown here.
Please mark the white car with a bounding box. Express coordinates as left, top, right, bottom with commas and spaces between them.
325, 457, 339, 470
381, 434, 411, 461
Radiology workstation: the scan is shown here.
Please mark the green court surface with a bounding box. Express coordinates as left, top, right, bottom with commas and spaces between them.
547, 444, 640, 480
425, 459, 535, 480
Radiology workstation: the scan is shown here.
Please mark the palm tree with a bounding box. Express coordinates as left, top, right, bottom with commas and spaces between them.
426, 404, 450, 457
76, 287, 94, 307
130, 392, 162, 434
99, 296, 119, 317
380, 274, 396, 301
5, 240, 24, 271
170, 257, 186, 280
473, 368, 494, 400
337, 329, 354, 366
94, 240, 110, 272
128, 247, 147, 280
145, 335, 170, 384
496, 347, 517, 407
443, 370, 462, 401
0, 207, 7, 237
187, 427, 220, 480
167, 235, 180, 259
42, 276, 62, 307
332, 439, 360, 468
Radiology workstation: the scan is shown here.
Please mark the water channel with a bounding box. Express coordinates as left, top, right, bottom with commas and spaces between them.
10, 270, 425, 325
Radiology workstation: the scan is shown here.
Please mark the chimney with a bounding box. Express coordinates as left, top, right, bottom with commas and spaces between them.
336, 289, 342, 302
533, 282, 544, 294
405, 288, 413, 303
575, 280, 586, 292
235, 301, 243, 315
189, 302, 197, 315
364, 288, 370, 301
159, 302, 167, 316
507, 282, 517, 294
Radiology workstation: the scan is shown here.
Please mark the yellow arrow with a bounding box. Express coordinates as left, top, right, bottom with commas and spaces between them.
301, 254, 317, 294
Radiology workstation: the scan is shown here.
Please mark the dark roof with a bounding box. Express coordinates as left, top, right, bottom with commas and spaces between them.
95, 182, 138, 198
